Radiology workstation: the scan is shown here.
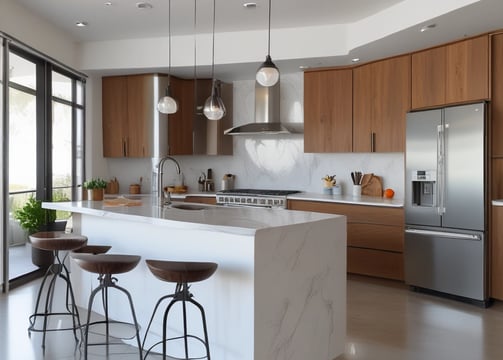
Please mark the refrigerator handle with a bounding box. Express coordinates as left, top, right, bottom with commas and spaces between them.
405, 228, 481, 241
437, 124, 446, 215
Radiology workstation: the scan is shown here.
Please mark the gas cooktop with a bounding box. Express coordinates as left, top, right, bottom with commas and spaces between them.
216, 189, 300, 196
216, 189, 301, 208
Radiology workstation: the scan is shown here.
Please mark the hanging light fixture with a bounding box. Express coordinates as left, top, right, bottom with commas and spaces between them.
203, 0, 226, 120
157, 0, 178, 114
256, 0, 279, 87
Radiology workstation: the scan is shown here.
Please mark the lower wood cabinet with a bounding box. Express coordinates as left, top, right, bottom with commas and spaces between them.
288, 200, 405, 280
184, 196, 217, 205
491, 205, 503, 300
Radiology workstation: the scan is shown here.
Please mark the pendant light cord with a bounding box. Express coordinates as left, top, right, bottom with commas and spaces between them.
211, 0, 216, 80
167, 0, 172, 86
267, 0, 271, 57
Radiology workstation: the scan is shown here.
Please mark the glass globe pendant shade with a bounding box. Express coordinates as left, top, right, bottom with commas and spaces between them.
203, 81, 226, 120
256, 55, 280, 87
157, 85, 178, 114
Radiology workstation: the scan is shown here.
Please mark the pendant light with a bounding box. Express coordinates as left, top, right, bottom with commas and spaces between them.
256, 0, 279, 87
203, 0, 226, 120
157, 0, 178, 114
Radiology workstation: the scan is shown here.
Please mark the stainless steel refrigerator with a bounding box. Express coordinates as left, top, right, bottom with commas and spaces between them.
404, 102, 488, 305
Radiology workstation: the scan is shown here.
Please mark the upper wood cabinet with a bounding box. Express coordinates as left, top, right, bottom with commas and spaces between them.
411, 46, 446, 109
102, 74, 158, 158
304, 69, 353, 153
353, 55, 411, 152
492, 33, 503, 157
102, 76, 128, 158
168, 77, 194, 155
103, 74, 233, 158
411, 35, 489, 109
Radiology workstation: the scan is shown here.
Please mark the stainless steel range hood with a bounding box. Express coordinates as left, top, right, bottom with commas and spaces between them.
224, 81, 303, 135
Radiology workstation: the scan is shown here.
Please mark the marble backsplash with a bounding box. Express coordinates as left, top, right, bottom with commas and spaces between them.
105, 73, 405, 200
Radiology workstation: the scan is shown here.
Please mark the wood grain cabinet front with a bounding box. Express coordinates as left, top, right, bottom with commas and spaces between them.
102, 74, 157, 158
304, 68, 353, 153
288, 200, 405, 280
353, 55, 411, 153
411, 35, 489, 110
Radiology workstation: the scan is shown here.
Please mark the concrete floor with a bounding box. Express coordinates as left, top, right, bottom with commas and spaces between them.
1, 274, 502, 359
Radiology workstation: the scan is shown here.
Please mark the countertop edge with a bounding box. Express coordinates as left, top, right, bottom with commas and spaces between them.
287, 192, 403, 208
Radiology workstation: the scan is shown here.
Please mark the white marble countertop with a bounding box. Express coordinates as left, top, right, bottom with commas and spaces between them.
492, 200, 503, 206
171, 191, 403, 207
43, 196, 340, 236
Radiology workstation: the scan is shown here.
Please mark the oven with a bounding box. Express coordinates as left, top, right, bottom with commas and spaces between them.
216, 189, 300, 209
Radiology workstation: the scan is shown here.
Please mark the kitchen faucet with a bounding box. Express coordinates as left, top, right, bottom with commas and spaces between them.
157, 156, 181, 206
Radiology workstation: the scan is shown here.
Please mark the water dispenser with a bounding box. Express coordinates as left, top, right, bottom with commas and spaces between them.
411, 170, 437, 207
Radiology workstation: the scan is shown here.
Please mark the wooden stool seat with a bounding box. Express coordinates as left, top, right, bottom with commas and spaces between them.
29, 231, 87, 251
72, 245, 111, 255
146, 260, 218, 284
71, 254, 140, 275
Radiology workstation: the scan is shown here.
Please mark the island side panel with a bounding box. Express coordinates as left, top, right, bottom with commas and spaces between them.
254, 216, 347, 360
71, 213, 255, 360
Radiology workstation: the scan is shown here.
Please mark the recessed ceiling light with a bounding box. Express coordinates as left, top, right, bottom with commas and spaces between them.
351, 58, 360, 63
104, 1, 113, 6
420, 24, 436, 33
75, 21, 88, 27
299, 65, 310, 70
243, 2, 257, 8
136, 2, 153, 10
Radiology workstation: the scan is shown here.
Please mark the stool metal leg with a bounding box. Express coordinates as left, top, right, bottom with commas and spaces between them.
141, 293, 176, 359
83, 274, 142, 360
143, 282, 210, 360
28, 250, 82, 349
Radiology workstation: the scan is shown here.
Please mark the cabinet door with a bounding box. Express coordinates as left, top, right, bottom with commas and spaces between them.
492, 33, 503, 157
446, 35, 489, 104
304, 69, 353, 153
411, 46, 446, 109
492, 206, 503, 300
353, 56, 410, 153
371, 55, 410, 152
352, 64, 372, 152
126, 75, 151, 157
168, 77, 194, 155
102, 76, 128, 157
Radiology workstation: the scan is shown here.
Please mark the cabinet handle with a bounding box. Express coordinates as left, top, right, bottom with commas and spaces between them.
371, 132, 376, 152
122, 138, 127, 157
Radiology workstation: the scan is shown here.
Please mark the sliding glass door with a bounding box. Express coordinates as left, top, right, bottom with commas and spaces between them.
1, 36, 86, 290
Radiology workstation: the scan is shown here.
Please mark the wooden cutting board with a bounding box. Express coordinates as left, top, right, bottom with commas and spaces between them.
361, 173, 383, 197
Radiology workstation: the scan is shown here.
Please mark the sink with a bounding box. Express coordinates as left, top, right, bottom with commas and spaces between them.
169, 203, 209, 211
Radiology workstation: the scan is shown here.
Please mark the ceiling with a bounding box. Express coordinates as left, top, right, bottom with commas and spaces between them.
15, 0, 405, 41
13, 0, 503, 81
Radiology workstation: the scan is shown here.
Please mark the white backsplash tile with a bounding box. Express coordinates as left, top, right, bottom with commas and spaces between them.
105, 73, 404, 200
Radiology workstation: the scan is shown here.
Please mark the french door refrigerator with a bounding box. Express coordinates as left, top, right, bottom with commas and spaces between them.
404, 102, 488, 306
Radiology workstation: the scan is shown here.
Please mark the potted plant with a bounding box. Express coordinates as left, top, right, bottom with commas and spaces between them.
13, 196, 59, 267
83, 178, 107, 201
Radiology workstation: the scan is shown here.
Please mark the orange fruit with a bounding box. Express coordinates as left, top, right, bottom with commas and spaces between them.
383, 188, 395, 199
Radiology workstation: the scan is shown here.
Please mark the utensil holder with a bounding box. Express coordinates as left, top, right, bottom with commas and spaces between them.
352, 185, 362, 198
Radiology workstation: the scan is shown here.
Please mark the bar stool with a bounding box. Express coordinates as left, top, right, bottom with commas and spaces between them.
142, 260, 218, 360
71, 253, 142, 360
28, 231, 88, 348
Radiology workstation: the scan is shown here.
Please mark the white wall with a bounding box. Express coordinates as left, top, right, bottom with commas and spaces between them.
0, 0, 78, 68
103, 73, 404, 200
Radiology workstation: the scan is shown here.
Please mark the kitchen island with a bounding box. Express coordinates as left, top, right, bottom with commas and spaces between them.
44, 197, 346, 360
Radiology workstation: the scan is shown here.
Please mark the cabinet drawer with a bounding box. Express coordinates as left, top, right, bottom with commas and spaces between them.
348, 247, 404, 280
184, 196, 217, 205
348, 223, 404, 252
288, 200, 403, 226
